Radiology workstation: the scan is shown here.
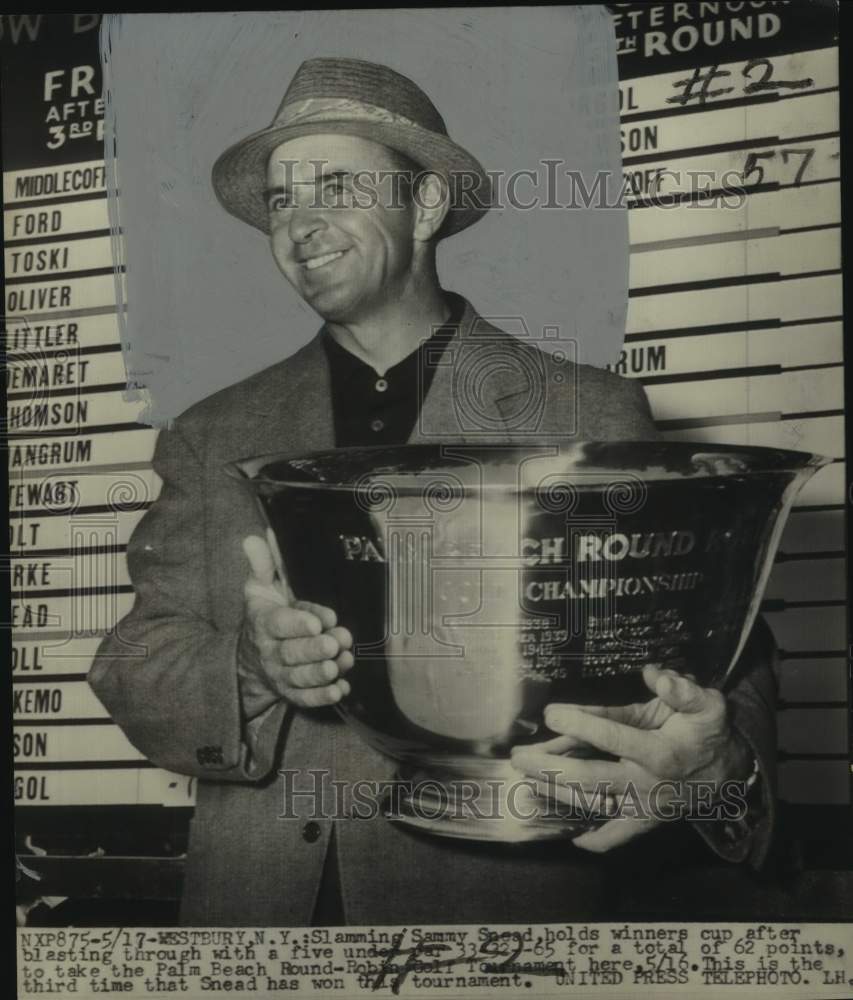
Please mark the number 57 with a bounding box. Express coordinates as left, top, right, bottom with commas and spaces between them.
742, 147, 815, 186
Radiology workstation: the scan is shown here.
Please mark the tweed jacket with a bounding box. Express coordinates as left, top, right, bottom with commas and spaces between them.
88, 297, 777, 926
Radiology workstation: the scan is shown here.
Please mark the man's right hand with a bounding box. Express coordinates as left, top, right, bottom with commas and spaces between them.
238, 533, 354, 719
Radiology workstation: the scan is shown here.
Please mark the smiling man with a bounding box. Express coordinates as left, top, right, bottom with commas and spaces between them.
265, 135, 450, 352
89, 57, 777, 927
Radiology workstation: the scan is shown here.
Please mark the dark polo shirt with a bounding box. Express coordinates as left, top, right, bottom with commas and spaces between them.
321, 293, 464, 448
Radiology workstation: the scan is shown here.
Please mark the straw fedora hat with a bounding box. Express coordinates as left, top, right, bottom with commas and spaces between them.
212, 57, 492, 238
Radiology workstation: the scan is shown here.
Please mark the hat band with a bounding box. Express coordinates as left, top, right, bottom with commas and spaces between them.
277, 97, 434, 135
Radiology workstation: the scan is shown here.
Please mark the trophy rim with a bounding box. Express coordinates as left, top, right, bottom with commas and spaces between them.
227, 439, 830, 493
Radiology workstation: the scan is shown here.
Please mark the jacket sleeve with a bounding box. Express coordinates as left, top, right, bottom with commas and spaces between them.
88, 421, 289, 782
689, 617, 779, 869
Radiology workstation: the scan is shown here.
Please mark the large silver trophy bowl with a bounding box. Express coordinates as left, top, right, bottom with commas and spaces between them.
231, 442, 825, 841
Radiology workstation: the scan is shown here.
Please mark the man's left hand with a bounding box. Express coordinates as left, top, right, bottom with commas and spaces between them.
510, 665, 753, 853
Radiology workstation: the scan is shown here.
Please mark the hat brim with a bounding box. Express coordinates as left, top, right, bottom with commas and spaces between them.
211, 119, 492, 238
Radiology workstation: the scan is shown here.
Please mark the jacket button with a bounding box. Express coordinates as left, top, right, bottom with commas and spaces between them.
302, 821, 322, 843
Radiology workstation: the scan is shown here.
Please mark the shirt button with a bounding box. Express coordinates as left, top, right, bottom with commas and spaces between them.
375, 378, 388, 392
370, 418, 384, 433
302, 821, 322, 843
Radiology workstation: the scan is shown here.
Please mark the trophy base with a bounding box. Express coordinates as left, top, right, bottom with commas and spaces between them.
382, 761, 602, 843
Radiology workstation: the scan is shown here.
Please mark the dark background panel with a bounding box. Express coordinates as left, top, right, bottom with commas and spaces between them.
611, 0, 839, 80
1, 13, 103, 172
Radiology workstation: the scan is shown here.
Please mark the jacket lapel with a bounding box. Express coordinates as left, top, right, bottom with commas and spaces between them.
408, 297, 524, 444
244, 330, 336, 457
